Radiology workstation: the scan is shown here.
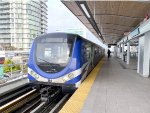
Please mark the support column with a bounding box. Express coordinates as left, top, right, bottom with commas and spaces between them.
114, 46, 117, 57
127, 42, 130, 64
118, 45, 120, 58
119, 44, 122, 59
137, 32, 150, 77
121, 43, 124, 60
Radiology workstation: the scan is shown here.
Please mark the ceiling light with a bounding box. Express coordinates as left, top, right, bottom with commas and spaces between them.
80, 4, 90, 18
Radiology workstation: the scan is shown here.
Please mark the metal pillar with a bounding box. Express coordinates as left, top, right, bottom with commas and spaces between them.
118, 44, 121, 58
121, 43, 124, 60
114, 46, 117, 57
127, 42, 130, 64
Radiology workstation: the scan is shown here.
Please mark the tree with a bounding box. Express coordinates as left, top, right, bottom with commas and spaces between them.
3, 59, 11, 73
3, 59, 21, 73
3, 46, 17, 51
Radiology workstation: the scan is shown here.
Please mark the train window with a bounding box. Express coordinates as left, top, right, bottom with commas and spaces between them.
44, 48, 52, 57
94, 47, 99, 56
81, 41, 91, 63
35, 34, 75, 73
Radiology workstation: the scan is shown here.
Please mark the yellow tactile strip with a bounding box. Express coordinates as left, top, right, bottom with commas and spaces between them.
59, 58, 105, 113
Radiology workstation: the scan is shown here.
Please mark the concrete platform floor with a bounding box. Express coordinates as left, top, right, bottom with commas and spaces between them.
81, 57, 150, 113
121, 56, 138, 70
0, 77, 28, 94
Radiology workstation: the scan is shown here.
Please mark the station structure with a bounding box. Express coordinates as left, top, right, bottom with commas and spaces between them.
59, 1, 150, 113
62, 1, 150, 78
1, 1, 150, 113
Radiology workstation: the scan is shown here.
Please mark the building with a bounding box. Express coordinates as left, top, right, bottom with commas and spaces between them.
0, 0, 48, 50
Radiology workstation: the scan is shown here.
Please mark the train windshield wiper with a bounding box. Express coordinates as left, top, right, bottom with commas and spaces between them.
37, 58, 53, 68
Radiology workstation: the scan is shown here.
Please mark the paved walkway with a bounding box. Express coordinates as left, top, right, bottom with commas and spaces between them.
81, 57, 150, 113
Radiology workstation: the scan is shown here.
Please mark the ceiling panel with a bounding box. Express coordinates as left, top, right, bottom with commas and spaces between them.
62, 1, 150, 44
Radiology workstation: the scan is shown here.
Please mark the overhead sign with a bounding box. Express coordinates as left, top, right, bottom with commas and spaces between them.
140, 18, 150, 34
128, 28, 139, 40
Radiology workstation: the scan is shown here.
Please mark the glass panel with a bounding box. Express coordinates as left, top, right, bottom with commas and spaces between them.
36, 34, 75, 73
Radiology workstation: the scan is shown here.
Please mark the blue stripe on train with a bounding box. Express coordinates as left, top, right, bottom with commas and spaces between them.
28, 74, 36, 81
65, 75, 81, 84
65, 62, 89, 84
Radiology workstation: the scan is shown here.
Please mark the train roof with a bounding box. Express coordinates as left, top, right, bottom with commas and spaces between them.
35, 32, 103, 48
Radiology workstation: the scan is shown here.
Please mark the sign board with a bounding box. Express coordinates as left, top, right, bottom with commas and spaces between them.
140, 18, 150, 35
128, 28, 139, 40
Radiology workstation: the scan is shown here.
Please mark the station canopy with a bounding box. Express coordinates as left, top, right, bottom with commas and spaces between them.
62, 1, 150, 45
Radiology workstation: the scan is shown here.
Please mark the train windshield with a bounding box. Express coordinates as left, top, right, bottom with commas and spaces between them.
35, 34, 75, 73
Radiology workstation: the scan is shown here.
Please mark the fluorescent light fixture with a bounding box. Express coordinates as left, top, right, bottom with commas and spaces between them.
80, 4, 90, 18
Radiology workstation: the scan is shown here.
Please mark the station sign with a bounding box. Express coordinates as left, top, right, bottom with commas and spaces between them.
140, 18, 150, 35
128, 28, 139, 40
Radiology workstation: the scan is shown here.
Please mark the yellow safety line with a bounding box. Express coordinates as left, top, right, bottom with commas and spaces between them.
59, 58, 105, 113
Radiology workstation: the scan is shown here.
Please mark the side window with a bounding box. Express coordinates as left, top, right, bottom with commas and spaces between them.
85, 42, 91, 61
94, 47, 97, 55
94, 46, 100, 57
81, 42, 87, 63
86, 45, 91, 60
81, 41, 92, 63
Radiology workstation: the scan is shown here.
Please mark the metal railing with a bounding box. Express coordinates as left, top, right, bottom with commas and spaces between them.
0, 62, 28, 84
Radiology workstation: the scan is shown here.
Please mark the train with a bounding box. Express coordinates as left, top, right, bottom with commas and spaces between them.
28, 32, 104, 92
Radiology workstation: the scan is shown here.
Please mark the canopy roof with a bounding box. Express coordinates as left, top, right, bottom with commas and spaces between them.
62, 1, 150, 44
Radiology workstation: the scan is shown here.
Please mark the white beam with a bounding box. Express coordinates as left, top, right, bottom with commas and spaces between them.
127, 42, 130, 64
137, 32, 150, 77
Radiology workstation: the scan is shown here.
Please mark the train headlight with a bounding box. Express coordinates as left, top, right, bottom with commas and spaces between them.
30, 70, 39, 79
68, 73, 74, 79
63, 76, 69, 82
63, 73, 74, 82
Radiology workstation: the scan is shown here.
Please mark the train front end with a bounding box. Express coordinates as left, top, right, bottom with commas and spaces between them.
28, 33, 81, 91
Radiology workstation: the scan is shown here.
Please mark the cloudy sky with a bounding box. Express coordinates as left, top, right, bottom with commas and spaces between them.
47, 0, 83, 32
47, 0, 107, 48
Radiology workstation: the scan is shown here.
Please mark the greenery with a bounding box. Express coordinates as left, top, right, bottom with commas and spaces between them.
23, 64, 28, 73
3, 59, 21, 73
4, 46, 17, 51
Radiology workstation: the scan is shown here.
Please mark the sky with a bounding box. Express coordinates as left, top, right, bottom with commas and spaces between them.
47, 0, 83, 32
47, 0, 107, 48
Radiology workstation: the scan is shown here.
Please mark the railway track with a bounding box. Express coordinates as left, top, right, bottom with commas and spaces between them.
0, 89, 39, 113
29, 93, 70, 113
0, 83, 33, 107
0, 84, 70, 113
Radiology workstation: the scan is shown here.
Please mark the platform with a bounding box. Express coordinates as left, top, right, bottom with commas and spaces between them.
60, 57, 150, 113
0, 76, 28, 94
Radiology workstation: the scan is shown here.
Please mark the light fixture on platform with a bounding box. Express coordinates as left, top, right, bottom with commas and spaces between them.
80, 4, 90, 18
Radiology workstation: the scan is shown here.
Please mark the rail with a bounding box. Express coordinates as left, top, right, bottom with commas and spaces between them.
0, 84, 71, 113
0, 83, 32, 106
0, 88, 39, 113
